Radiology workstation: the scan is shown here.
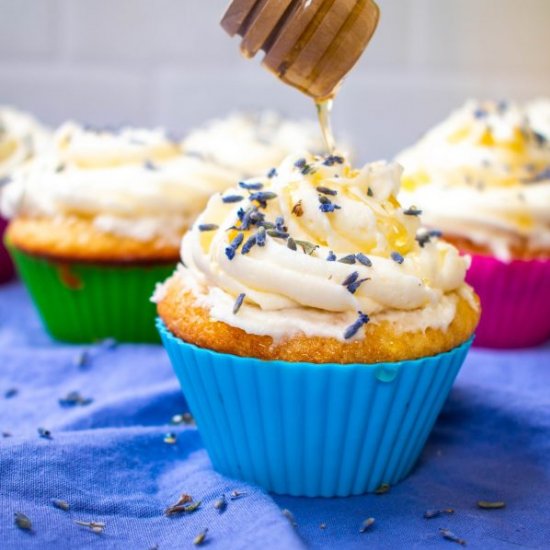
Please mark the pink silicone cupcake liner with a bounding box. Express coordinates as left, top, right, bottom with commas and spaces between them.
466, 253, 550, 348
0, 217, 15, 284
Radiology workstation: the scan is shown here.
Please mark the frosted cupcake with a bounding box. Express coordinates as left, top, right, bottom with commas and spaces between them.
397, 100, 550, 348
1, 122, 241, 342
155, 153, 479, 496
0, 106, 50, 283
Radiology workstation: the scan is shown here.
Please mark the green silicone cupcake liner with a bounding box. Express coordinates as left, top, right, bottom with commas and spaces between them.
9, 244, 175, 343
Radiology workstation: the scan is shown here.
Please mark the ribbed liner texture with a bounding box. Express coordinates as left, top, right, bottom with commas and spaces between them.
158, 319, 472, 497
9, 245, 174, 343
0, 218, 15, 284
466, 254, 550, 348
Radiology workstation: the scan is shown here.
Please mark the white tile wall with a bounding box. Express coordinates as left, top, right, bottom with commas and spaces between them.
0, 0, 549, 160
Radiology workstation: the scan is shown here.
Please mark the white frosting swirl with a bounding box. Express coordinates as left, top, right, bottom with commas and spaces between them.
1, 115, 327, 246
159, 154, 472, 340
397, 100, 550, 260
0, 106, 50, 179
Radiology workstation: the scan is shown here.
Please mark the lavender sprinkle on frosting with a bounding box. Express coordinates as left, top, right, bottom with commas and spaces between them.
344, 312, 370, 339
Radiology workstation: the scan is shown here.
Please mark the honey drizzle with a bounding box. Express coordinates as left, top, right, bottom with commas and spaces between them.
315, 98, 336, 153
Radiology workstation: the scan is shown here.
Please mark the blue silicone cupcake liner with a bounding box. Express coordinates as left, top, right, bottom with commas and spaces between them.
157, 319, 472, 497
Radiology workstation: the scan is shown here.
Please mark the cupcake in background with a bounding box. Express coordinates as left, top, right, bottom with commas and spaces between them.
0, 106, 50, 283
1, 122, 236, 342
182, 110, 331, 176
155, 153, 479, 496
397, 100, 550, 348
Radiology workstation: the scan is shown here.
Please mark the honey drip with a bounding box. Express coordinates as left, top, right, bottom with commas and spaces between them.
315, 98, 336, 154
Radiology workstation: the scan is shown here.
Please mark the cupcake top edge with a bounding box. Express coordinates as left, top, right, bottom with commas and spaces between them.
161, 152, 477, 342
397, 99, 550, 260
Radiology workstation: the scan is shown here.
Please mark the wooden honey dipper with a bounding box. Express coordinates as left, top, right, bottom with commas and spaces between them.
221, 0, 380, 101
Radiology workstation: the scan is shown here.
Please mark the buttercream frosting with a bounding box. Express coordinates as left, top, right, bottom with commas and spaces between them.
397, 100, 550, 260
155, 153, 473, 341
1, 115, 328, 246
0, 106, 50, 179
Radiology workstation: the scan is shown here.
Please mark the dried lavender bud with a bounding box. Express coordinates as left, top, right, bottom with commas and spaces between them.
439, 528, 466, 546
267, 168, 277, 178
287, 237, 297, 251
239, 181, 263, 190
181, 413, 195, 425
193, 528, 208, 546
318, 198, 341, 213
477, 500, 505, 509
143, 160, 158, 171
241, 234, 257, 255
38, 427, 52, 440
347, 278, 370, 294
198, 223, 219, 232
256, 226, 266, 247
391, 251, 404, 264
282, 508, 297, 527
322, 155, 344, 166
164, 433, 177, 444
326, 250, 336, 261
416, 229, 443, 248
337, 254, 356, 264
222, 194, 244, 203
74, 350, 90, 368
344, 312, 370, 340
164, 494, 200, 516
342, 271, 359, 286
225, 232, 244, 260
59, 391, 93, 407
359, 517, 375, 533
355, 253, 372, 267
4, 388, 18, 399
214, 494, 227, 513
403, 206, 422, 216
14, 512, 32, 531
75, 520, 105, 534
229, 490, 247, 500
233, 293, 245, 315
316, 186, 337, 196
249, 191, 278, 208
424, 508, 454, 519
294, 240, 319, 255
266, 229, 289, 239
52, 499, 70, 511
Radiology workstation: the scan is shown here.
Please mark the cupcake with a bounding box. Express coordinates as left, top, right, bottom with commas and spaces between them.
155, 153, 480, 496
1, 122, 239, 342
0, 106, 50, 283
397, 100, 550, 348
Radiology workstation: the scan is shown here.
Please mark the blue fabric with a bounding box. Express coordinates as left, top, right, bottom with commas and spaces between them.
1, 281, 549, 549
